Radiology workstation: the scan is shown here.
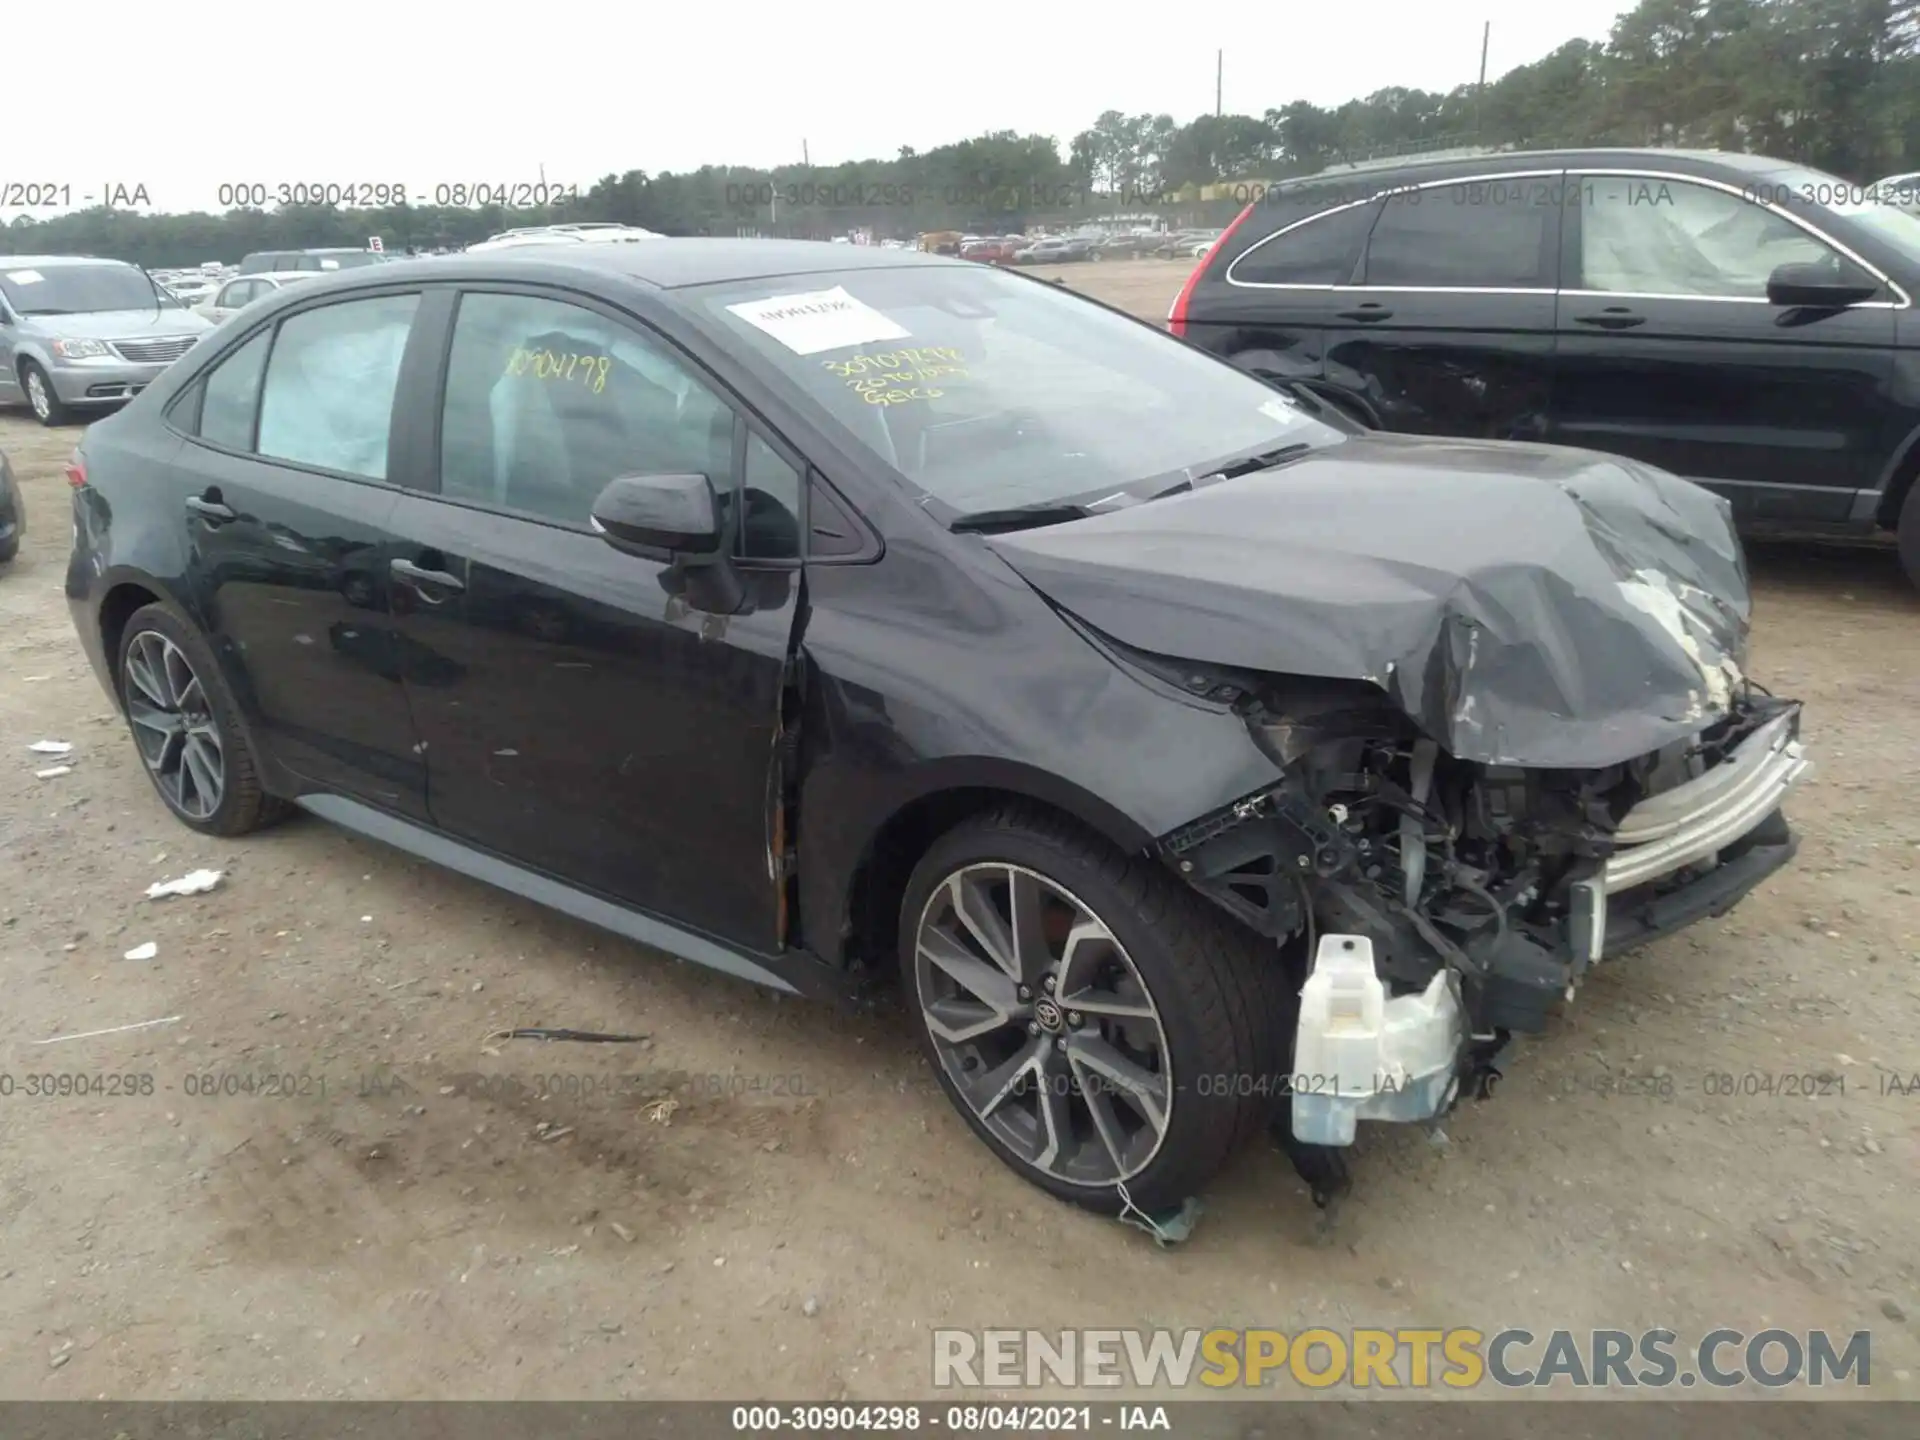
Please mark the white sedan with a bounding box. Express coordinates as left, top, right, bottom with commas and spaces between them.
193, 272, 313, 324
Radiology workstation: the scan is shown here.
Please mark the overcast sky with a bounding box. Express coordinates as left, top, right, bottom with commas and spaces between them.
9, 0, 1629, 220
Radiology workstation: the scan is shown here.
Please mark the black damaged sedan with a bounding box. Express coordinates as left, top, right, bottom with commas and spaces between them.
63, 241, 1810, 1214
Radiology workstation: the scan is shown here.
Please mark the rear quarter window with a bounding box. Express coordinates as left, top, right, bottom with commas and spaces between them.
1229, 199, 1381, 284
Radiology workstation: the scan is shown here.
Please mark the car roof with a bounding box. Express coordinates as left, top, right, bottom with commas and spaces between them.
307, 238, 964, 291
1, 254, 138, 268
1276, 147, 1813, 193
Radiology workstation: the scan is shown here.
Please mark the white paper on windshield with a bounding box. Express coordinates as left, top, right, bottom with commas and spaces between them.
725, 286, 909, 355
6, 270, 45, 285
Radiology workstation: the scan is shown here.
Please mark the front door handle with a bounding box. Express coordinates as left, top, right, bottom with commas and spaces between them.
1336, 305, 1394, 322
185, 492, 234, 522
390, 557, 465, 596
1573, 307, 1645, 330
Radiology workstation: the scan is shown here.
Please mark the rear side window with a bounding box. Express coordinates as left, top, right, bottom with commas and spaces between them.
195, 329, 271, 449
1231, 201, 1379, 284
256, 293, 420, 480
1362, 183, 1557, 289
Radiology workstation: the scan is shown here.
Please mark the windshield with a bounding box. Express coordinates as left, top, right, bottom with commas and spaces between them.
0, 262, 174, 315
692, 264, 1340, 516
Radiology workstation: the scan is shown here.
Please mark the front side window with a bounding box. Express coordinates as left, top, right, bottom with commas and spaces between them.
692, 264, 1342, 517
740, 432, 802, 560
196, 329, 272, 449
256, 293, 419, 480
1362, 182, 1557, 289
438, 292, 737, 529
1232, 201, 1379, 284
1576, 175, 1865, 298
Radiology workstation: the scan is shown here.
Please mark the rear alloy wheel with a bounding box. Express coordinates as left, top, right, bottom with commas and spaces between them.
117, 603, 286, 836
900, 808, 1292, 1214
1899, 482, 1920, 591
22, 361, 73, 426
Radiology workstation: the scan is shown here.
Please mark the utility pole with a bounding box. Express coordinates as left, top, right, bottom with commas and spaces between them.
1475, 22, 1490, 139
1216, 50, 1223, 117
802, 138, 810, 166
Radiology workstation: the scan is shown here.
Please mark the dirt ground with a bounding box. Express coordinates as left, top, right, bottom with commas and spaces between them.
1, 258, 1917, 1402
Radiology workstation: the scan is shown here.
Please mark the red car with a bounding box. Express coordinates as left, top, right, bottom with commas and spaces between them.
960, 237, 1019, 264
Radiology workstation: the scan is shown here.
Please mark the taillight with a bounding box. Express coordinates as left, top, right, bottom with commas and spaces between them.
1168, 201, 1257, 339
64, 451, 87, 488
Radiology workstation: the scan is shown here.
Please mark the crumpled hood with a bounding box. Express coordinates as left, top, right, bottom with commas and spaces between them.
986, 432, 1751, 769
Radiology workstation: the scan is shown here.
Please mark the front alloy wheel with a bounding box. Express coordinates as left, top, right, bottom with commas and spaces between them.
900, 809, 1292, 1214
23, 362, 72, 426
124, 630, 226, 821
916, 863, 1172, 1186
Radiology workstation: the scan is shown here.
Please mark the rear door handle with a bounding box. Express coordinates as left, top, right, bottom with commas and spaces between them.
1336, 305, 1394, 322
390, 557, 465, 595
1573, 308, 1645, 330
185, 493, 234, 522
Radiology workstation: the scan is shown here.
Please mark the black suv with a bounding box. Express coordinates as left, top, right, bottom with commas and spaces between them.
63, 241, 1808, 1216
1170, 148, 1920, 586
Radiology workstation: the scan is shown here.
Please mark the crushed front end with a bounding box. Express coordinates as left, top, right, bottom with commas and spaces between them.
1159, 681, 1810, 1149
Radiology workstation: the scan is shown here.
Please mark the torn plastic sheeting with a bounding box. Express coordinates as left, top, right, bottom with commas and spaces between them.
986, 435, 1751, 770
1117, 1196, 1204, 1247
146, 869, 224, 900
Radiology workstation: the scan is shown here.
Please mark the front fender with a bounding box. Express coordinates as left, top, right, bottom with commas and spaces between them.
792, 544, 1291, 964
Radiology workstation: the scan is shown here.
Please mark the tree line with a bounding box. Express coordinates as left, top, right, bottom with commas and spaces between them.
7, 0, 1920, 269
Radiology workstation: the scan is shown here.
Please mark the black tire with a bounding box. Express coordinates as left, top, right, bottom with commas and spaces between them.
1899, 482, 1920, 592
898, 805, 1294, 1215
116, 602, 289, 836
21, 360, 73, 426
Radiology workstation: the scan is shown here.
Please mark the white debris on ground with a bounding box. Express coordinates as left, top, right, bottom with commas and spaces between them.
123, 942, 159, 960
34, 765, 72, 779
27, 740, 73, 755
145, 869, 224, 900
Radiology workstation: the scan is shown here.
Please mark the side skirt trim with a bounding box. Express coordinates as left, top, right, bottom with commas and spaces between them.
296, 793, 802, 995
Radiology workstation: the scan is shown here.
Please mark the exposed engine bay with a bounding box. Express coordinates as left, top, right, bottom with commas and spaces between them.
1157, 675, 1810, 1198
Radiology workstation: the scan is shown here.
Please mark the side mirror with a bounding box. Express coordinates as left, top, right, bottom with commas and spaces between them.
1766, 261, 1879, 308
590, 473, 723, 559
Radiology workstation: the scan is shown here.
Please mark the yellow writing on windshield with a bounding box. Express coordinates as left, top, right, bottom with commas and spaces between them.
821, 345, 962, 377
506, 346, 610, 393
824, 346, 968, 405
